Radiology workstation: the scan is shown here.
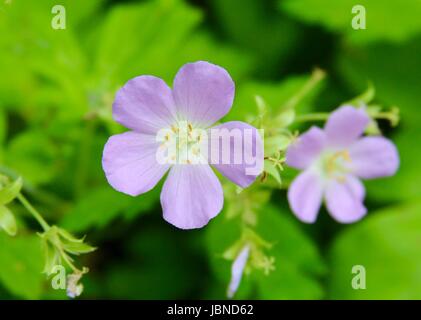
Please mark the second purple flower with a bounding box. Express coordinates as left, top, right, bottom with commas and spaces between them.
286, 106, 399, 224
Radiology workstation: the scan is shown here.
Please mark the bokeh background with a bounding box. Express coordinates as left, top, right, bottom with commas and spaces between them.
0, 0, 421, 299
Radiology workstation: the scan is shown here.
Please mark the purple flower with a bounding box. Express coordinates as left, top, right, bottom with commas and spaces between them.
286, 106, 399, 223
102, 61, 263, 229
227, 245, 250, 299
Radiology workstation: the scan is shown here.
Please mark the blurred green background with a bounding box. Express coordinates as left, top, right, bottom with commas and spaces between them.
0, 0, 421, 299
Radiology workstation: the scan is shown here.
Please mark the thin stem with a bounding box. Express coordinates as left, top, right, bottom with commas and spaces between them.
282, 68, 326, 111
17, 193, 50, 232
296, 110, 398, 124
295, 112, 330, 122
370, 111, 398, 125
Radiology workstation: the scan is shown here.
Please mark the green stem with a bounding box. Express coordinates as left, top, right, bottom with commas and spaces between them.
370, 111, 398, 125
295, 112, 330, 122
296, 110, 398, 124
17, 193, 50, 232
282, 68, 326, 111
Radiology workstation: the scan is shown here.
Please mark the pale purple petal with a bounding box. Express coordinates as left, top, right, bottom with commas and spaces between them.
102, 132, 169, 196
325, 106, 370, 147
286, 126, 326, 170
345, 174, 365, 200
349, 136, 399, 179
325, 178, 367, 223
227, 245, 250, 299
287, 170, 323, 223
113, 76, 177, 134
160, 164, 223, 229
172, 61, 235, 127
210, 121, 263, 188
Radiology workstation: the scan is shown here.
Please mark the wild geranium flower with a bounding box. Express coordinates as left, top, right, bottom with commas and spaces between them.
102, 61, 263, 229
286, 106, 399, 223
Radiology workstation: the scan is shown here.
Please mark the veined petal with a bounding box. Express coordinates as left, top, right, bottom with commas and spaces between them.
325, 106, 370, 147
113, 76, 177, 134
286, 126, 326, 170
161, 164, 223, 229
172, 61, 235, 127
227, 245, 250, 299
210, 121, 263, 188
102, 132, 169, 196
287, 169, 323, 223
325, 178, 367, 223
349, 136, 399, 179
345, 174, 365, 200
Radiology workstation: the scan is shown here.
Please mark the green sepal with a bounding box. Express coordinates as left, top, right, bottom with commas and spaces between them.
0, 177, 23, 206
0, 205, 17, 236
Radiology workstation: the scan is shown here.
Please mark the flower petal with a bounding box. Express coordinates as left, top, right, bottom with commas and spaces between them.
102, 132, 169, 196
325, 106, 370, 147
210, 121, 264, 188
161, 164, 223, 229
349, 136, 399, 179
172, 61, 235, 127
345, 174, 365, 200
287, 170, 323, 223
325, 178, 367, 223
113, 76, 177, 134
227, 245, 250, 299
286, 126, 326, 170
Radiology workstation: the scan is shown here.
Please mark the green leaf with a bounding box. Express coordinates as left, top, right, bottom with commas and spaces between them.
0, 109, 6, 147
57, 227, 85, 243
329, 201, 421, 299
338, 40, 421, 123
206, 204, 326, 299
0, 234, 44, 299
276, 108, 296, 128
102, 225, 203, 299
0, 206, 17, 236
41, 240, 60, 275
0, 0, 89, 119
60, 186, 158, 232
6, 131, 58, 185
264, 134, 292, 155
210, 0, 301, 77
0, 177, 22, 205
93, 0, 201, 85
92, 0, 252, 95
280, 0, 421, 44
264, 160, 282, 186
62, 241, 96, 255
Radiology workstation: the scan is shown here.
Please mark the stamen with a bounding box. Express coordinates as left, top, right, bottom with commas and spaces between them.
171, 125, 179, 133
325, 150, 352, 182
159, 122, 204, 165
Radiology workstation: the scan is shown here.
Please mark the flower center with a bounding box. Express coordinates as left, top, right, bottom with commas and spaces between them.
156, 121, 207, 165
322, 150, 352, 182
